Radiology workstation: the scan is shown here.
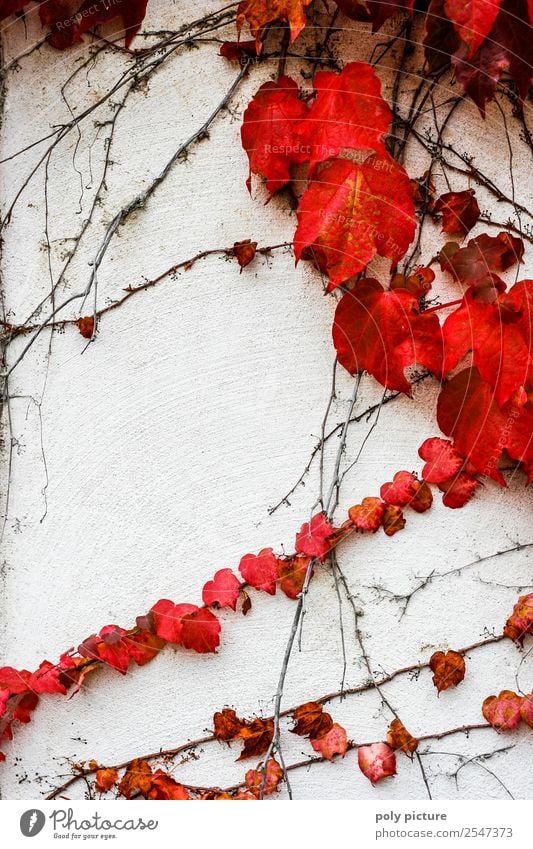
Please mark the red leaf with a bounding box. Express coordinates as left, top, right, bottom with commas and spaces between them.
520, 695, 533, 728
442, 281, 533, 407
79, 626, 131, 675
348, 497, 385, 532
434, 189, 480, 237
12, 692, 39, 724
439, 232, 524, 292
239, 547, 279, 594
503, 593, 533, 644
237, 0, 312, 49
0, 667, 31, 695
418, 437, 465, 484
333, 280, 443, 394
380, 471, 418, 507
126, 630, 165, 667
277, 556, 312, 599
482, 690, 522, 729
28, 661, 67, 695
418, 437, 480, 508
294, 156, 416, 289
202, 568, 242, 611
310, 723, 348, 760
443, 0, 502, 59
504, 399, 533, 482
149, 600, 197, 644
241, 76, 309, 194
220, 40, 257, 61
358, 742, 396, 783
180, 608, 221, 654
148, 770, 190, 800
439, 472, 480, 508
295, 512, 334, 561
452, 0, 532, 115
0, 1, 27, 22
245, 757, 283, 797
424, 0, 461, 74
46, 0, 148, 50
429, 650, 466, 692
335, 0, 414, 32
298, 62, 392, 171
437, 367, 508, 484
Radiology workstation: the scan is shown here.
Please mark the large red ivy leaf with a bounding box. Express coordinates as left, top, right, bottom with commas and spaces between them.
424, 0, 533, 115
237, 0, 313, 51
443, 0, 502, 59
1, 0, 149, 49
241, 76, 309, 195
437, 367, 509, 484
443, 281, 533, 407
332, 279, 443, 394
294, 156, 416, 289
298, 62, 392, 170
453, 0, 532, 115
334, 0, 415, 32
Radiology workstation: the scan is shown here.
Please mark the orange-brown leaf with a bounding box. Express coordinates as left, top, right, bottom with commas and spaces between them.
76, 316, 95, 339
237, 0, 313, 50
118, 758, 153, 799
95, 767, 119, 793
213, 708, 245, 742
291, 702, 333, 740
237, 718, 274, 760
348, 497, 385, 532
232, 239, 258, 271
386, 718, 418, 754
245, 757, 283, 797
382, 504, 406, 537
277, 556, 311, 599
429, 650, 465, 692
503, 593, 533, 645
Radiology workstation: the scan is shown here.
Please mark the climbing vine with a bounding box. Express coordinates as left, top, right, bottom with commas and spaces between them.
0, 0, 532, 800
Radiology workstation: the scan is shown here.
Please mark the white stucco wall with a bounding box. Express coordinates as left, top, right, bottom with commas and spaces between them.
0, 0, 532, 800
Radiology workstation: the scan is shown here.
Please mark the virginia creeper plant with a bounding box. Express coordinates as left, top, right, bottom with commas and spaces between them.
0, 0, 532, 800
